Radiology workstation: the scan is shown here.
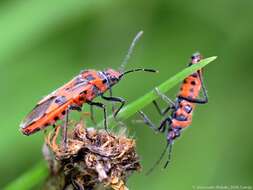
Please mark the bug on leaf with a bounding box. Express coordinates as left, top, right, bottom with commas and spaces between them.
138, 52, 208, 172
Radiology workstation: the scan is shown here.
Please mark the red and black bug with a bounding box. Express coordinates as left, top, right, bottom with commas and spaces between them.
138, 52, 208, 172
20, 31, 157, 144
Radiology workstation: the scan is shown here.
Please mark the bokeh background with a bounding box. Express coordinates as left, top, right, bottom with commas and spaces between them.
1, 0, 253, 189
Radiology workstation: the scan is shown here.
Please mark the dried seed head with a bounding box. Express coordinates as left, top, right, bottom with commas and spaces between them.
43, 121, 141, 190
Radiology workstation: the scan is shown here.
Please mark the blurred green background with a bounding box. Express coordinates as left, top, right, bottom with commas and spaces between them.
1, 0, 253, 189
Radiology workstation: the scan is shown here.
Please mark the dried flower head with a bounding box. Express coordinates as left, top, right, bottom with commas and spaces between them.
43, 120, 141, 190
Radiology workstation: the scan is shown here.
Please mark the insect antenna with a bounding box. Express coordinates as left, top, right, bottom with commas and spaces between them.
119, 30, 144, 73
163, 142, 173, 169
146, 143, 169, 175
119, 68, 157, 79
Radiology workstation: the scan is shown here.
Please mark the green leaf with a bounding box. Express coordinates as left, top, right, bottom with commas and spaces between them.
4, 56, 216, 189
104, 56, 217, 127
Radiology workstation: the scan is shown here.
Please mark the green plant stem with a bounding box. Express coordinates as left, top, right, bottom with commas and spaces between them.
4, 56, 216, 189
3, 161, 48, 190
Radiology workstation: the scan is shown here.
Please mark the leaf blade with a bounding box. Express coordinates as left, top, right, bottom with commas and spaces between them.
106, 56, 217, 126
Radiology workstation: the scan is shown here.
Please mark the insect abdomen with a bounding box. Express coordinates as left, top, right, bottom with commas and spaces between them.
179, 73, 201, 99
21, 102, 72, 135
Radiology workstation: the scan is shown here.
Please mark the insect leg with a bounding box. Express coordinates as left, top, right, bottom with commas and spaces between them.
61, 104, 82, 150
152, 88, 175, 117
146, 142, 169, 175
138, 111, 158, 132
154, 87, 176, 107
87, 101, 108, 132
163, 141, 173, 169
196, 70, 208, 103
101, 94, 125, 118
62, 107, 70, 150
137, 110, 172, 133
109, 87, 116, 113
153, 100, 173, 116
178, 96, 208, 104
158, 117, 172, 133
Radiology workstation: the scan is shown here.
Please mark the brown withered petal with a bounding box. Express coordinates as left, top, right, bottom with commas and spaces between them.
43, 120, 141, 190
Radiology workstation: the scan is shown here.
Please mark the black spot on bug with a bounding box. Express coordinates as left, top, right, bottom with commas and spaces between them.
180, 87, 183, 91
54, 116, 59, 121
190, 88, 194, 93
183, 79, 187, 84
191, 81, 196, 86
102, 79, 107, 84
79, 97, 85, 101
44, 123, 49, 127
33, 128, 41, 133
62, 110, 66, 115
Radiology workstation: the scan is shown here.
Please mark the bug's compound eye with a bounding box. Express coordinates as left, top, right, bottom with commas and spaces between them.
108, 76, 120, 86
103, 69, 121, 85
